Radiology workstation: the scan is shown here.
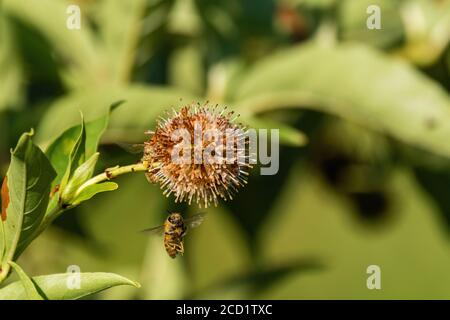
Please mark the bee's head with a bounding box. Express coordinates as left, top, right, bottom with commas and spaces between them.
168, 213, 183, 226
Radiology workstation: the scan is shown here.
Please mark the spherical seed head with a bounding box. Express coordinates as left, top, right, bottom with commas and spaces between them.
142, 103, 251, 208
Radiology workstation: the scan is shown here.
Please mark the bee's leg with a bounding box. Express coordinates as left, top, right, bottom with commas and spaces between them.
167, 242, 176, 249
177, 242, 184, 256
166, 242, 176, 252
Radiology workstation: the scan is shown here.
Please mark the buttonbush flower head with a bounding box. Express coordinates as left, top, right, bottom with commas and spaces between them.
142, 103, 251, 207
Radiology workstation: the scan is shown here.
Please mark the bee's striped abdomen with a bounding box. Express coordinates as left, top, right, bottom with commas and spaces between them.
164, 234, 181, 258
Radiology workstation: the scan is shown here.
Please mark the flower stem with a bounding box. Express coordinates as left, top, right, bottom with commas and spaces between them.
77, 162, 149, 193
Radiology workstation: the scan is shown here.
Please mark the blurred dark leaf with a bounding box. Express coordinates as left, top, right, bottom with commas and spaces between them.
233, 43, 450, 159
415, 167, 450, 228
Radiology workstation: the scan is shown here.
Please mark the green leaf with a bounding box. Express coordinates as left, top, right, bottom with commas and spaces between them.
45, 102, 122, 212
243, 116, 308, 147
71, 182, 118, 206
60, 115, 86, 193
9, 261, 44, 300
0, 131, 56, 282
60, 153, 99, 204
87, 100, 125, 156
232, 43, 450, 158
45, 125, 82, 190
97, 0, 148, 83
0, 272, 140, 300
46, 101, 123, 188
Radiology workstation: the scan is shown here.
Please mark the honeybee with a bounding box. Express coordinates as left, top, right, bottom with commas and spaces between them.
142, 212, 206, 258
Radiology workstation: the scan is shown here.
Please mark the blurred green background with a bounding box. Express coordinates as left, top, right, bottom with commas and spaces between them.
1, 0, 450, 299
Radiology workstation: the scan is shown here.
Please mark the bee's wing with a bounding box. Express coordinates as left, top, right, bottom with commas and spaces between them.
184, 213, 206, 232
140, 224, 165, 236
116, 142, 145, 155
